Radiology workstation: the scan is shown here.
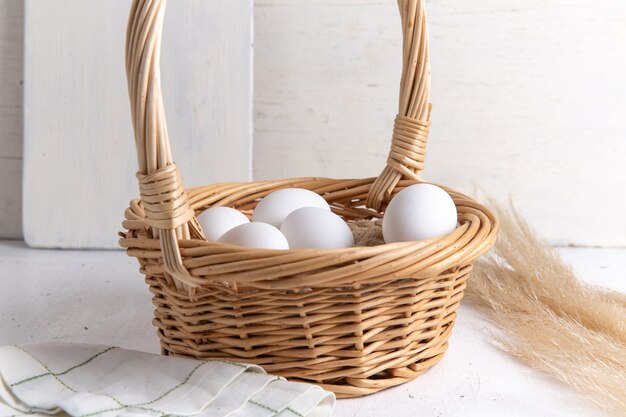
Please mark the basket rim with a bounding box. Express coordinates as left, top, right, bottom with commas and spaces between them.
123, 176, 497, 254
120, 177, 498, 288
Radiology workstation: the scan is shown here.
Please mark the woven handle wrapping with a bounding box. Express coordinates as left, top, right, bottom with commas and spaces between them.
366, 0, 431, 210
124, 0, 430, 286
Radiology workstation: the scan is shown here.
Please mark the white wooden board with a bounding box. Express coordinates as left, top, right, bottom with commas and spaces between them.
254, 0, 626, 247
0, 0, 23, 239
23, 0, 253, 248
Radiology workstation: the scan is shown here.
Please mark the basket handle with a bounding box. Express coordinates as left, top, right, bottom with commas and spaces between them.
365, 0, 432, 211
124, 0, 429, 285
125, 0, 203, 290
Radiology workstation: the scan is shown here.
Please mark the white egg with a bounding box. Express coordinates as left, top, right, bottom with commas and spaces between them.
197, 207, 250, 241
382, 184, 458, 243
281, 207, 354, 249
217, 222, 289, 250
252, 188, 330, 228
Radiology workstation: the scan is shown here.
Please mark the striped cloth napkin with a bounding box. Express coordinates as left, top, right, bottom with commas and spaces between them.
0, 343, 335, 417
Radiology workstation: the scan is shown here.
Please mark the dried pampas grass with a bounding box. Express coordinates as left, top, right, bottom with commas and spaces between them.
466, 202, 626, 415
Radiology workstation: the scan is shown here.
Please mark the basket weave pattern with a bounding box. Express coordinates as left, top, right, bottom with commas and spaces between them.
120, 0, 498, 398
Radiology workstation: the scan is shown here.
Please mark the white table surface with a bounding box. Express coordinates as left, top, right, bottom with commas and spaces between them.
1, 240, 623, 417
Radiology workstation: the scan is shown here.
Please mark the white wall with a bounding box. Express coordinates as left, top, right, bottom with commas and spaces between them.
254, 0, 626, 247
0, 0, 22, 239
1, 0, 625, 247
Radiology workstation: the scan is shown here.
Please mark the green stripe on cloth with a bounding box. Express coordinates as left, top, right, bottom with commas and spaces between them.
77, 361, 207, 417
285, 407, 306, 417
249, 400, 278, 414
10, 347, 118, 388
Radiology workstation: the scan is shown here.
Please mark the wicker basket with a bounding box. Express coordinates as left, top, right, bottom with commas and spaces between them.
120, 0, 498, 398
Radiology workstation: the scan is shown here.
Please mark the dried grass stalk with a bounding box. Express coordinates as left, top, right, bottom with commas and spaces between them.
466, 202, 626, 415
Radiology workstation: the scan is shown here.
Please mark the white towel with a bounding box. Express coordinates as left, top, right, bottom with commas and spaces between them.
0, 343, 335, 417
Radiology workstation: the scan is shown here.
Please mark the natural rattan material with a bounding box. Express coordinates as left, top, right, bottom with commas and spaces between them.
120, 0, 498, 398
366, 0, 432, 211
387, 115, 430, 180
137, 164, 194, 230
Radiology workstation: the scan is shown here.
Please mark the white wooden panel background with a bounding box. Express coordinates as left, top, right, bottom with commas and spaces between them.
0, 0, 23, 239
254, 0, 626, 247
23, 0, 253, 248
1, 0, 625, 247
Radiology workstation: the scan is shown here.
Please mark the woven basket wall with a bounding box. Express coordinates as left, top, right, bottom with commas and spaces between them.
120, 0, 498, 398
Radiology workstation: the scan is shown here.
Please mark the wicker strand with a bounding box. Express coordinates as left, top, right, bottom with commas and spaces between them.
366, 0, 432, 211
125, 0, 202, 289
137, 164, 194, 230
385, 115, 430, 180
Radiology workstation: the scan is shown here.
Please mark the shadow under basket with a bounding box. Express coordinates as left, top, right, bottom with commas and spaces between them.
120, 177, 498, 398
120, 0, 498, 399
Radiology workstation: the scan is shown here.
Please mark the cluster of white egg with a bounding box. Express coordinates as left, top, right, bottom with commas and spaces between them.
197, 184, 458, 250
197, 188, 354, 250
